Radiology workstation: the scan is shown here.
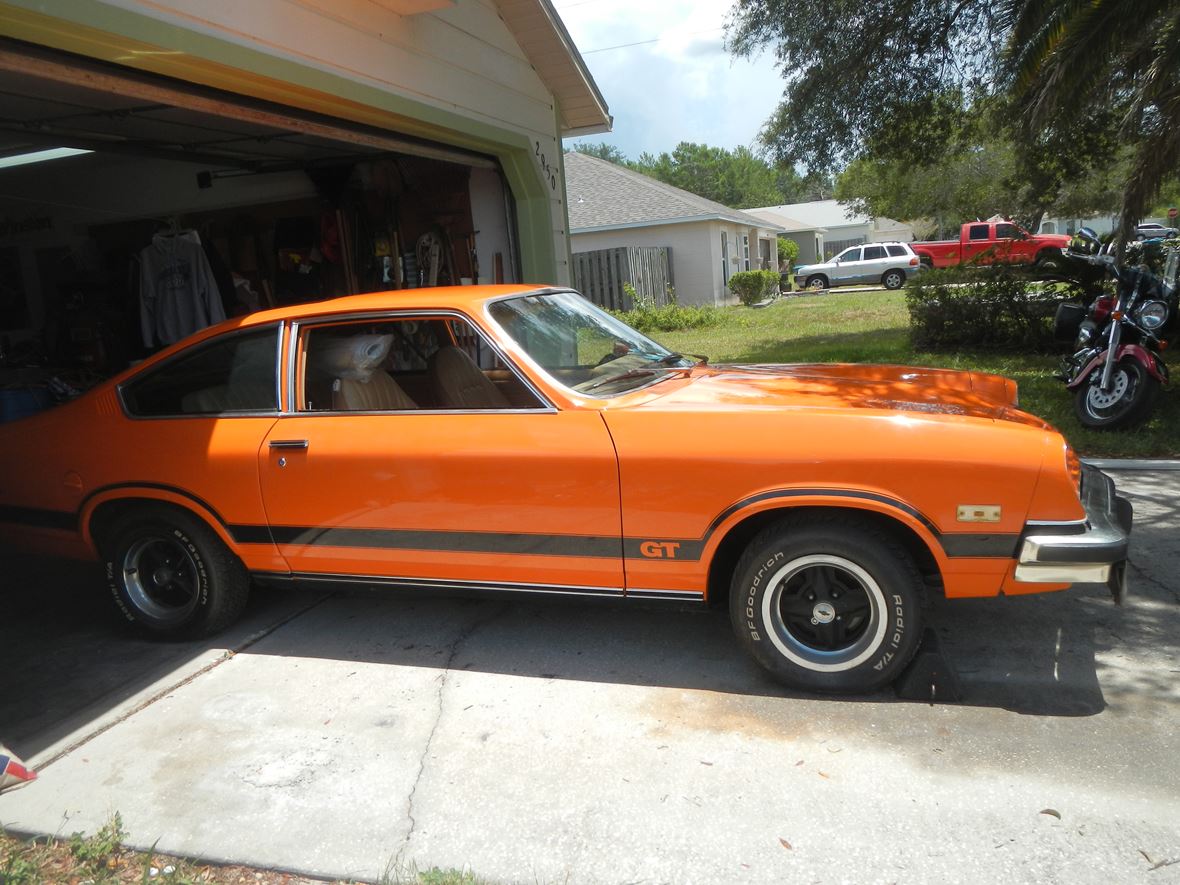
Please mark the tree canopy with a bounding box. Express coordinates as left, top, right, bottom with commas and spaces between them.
568, 140, 831, 209
727, 0, 1180, 240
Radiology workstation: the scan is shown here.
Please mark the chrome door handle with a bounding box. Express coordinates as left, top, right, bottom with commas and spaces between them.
269, 439, 309, 450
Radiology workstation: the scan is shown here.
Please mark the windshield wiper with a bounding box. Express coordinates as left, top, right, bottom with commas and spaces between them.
578, 361, 697, 394
643, 351, 709, 367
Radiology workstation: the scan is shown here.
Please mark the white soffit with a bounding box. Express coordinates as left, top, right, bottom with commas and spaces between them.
495, 0, 611, 136
370, 0, 458, 14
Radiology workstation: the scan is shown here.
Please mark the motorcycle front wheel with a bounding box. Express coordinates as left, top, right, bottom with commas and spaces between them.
1074, 357, 1160, 429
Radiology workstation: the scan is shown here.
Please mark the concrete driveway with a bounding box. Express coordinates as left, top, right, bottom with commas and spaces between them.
2, 468, 1178, 884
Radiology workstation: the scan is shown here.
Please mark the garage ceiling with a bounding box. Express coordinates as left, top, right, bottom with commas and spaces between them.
0, 38, 496, 173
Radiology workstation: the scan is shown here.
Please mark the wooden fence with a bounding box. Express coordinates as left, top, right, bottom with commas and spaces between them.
572, 246, 673, 311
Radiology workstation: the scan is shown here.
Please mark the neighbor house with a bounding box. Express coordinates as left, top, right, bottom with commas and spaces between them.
747, 200, 914, 264
565, 151, 785, 307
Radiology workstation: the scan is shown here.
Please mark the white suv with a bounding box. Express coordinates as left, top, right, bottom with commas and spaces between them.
793, 242, 923, 291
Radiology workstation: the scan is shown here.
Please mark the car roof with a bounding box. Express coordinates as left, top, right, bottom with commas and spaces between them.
233, 284, 560, 328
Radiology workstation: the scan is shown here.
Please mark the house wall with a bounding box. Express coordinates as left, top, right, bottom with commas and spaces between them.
572, 221, 726, 307
0, 0, 572, 283
572, 221, 780, 308
782, 232, 822, 265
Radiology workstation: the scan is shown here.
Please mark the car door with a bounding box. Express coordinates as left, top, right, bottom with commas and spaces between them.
833, 247, 862, 284
257, 312, 625, 596
860, 244, 888, 284
962, 223, 993, 263
993, 222, 1022, 262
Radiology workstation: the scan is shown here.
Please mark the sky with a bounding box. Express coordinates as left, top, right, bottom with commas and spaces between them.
554, 0, 785, 161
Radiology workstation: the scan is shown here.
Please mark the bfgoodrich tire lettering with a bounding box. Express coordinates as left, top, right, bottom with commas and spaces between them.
729, 517, 924, 693
102, 505, 249, 638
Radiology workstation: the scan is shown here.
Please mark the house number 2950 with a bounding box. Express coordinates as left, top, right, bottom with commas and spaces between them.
535, 141, 558, 191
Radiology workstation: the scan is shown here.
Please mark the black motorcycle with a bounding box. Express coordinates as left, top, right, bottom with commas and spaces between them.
1054, 227, 1176, 429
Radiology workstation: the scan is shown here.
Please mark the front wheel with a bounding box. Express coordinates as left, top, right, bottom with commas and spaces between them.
805, 275, 828, 291
729, 518, 924, 694
1074, 357, 1160, 429
101, 505, 250, 638
881, 269, 905, 290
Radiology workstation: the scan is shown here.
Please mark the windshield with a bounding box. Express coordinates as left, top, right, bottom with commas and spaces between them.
487, 290, 697, 397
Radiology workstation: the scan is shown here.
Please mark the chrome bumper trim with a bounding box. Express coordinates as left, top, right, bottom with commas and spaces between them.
1017, 466, 1132, 596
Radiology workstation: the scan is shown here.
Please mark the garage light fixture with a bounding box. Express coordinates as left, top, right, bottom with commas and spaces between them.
0, 147, 93, 170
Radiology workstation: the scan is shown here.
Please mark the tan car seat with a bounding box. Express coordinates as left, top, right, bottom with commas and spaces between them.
429, 345, 509, 409
332, 371, 417, 411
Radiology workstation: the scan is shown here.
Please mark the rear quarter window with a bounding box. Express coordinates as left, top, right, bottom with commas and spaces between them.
121, 326, 280, 417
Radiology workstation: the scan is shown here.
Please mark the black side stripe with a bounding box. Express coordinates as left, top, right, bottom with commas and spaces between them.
260, 525, 621, 558
226, 523, 1018, 561
0, 505, 76, 531
2, 482, 1020, 561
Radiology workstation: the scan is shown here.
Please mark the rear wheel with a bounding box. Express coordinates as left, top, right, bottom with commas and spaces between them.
881, 269, 905, 290
805, 275, 828, 291
1074, 357, 1160, 429
101, 505, 249, 637
729, 518, 924, 693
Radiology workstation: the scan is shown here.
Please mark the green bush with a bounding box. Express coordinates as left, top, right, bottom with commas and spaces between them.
777, 237, 800, 266
613, 301, 718, 333
728, 269, 781, 306
905, 265, 1088, 352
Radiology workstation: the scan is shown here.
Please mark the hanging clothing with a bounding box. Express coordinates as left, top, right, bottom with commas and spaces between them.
139, 231, 225, 348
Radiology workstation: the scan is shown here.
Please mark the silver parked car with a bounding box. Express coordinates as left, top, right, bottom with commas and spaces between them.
794, 242, 923, 291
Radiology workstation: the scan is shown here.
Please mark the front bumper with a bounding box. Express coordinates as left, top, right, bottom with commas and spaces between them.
1014, 465, 1132, 603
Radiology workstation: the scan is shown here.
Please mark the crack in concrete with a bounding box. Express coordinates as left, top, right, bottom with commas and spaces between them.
1130, 561, 1180, 606
397, 603, 508, 865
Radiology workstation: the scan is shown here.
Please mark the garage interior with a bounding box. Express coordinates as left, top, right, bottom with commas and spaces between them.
0, 39, 517, 419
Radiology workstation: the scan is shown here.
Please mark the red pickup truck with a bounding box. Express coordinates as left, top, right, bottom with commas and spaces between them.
912, 221, 1071, 268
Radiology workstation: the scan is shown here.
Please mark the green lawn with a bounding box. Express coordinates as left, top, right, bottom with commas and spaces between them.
652, 290, 1179, 458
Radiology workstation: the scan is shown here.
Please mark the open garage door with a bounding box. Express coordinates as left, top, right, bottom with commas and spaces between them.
0, 38, 518, 406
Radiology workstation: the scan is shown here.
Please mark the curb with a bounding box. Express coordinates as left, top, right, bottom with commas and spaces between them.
1082, 458, 1180, 471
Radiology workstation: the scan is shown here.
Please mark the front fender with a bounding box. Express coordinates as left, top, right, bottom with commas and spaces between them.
1065, 343, 1167, 389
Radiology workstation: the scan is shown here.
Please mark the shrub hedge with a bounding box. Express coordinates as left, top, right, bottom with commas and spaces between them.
613, 301, 718, 333
905, 265, 1089, 352
728, 269, 781, 306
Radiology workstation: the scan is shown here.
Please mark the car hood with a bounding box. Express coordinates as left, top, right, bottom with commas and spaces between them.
618, 363, 1046, 426
1036, 234, 1072, 248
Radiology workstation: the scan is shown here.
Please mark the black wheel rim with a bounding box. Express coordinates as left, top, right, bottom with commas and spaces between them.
122, 535, 200, 623
764, 555, 886, 671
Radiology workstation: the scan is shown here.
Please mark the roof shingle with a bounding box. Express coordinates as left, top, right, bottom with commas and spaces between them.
565, 152, 785, 233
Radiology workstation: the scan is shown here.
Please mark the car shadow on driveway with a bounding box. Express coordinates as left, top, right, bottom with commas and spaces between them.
4, 542, 1141, 766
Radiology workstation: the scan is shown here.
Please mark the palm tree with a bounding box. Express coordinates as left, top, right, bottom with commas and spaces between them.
1002, 0, 1180, 245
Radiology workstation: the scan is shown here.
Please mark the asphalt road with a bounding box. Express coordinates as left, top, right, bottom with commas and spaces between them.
1, 468, 1178, 884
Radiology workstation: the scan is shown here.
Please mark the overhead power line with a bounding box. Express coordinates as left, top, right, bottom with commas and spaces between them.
581, 26, 724, 56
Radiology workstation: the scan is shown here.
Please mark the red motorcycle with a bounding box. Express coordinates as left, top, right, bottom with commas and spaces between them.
1054, 228, 1175, 429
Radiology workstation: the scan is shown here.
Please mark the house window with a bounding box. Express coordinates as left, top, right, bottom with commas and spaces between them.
742, 234, 751, 271
721, 231, 730, 284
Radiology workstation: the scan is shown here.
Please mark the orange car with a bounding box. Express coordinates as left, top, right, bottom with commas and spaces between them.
0, 285, 1132, 693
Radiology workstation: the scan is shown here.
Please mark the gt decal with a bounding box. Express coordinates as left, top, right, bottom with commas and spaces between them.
639, 540, 681, 559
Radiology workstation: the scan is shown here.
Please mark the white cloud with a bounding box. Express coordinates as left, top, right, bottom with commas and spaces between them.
556, 0, 783, 159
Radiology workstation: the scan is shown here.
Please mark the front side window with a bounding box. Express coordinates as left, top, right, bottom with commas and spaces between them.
836, 247, 862, 263
995, 223, 1020, 240
121, 326, 279, 417
299, 314, 544, 412
489, 291, 695, 398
